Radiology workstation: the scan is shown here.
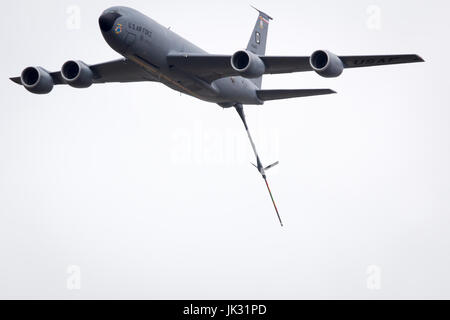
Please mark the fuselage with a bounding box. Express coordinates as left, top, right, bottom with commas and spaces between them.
99, 6, 262, 107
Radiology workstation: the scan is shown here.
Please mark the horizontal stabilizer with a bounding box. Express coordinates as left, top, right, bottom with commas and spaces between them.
256, 89, 336, 101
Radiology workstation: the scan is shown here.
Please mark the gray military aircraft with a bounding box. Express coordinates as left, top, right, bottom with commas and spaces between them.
10, 6, 424, 226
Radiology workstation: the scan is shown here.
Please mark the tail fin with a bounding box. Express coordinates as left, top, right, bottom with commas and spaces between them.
247, 6, 273, 88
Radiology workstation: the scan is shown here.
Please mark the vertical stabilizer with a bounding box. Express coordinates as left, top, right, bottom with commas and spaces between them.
246, 6, 273, 88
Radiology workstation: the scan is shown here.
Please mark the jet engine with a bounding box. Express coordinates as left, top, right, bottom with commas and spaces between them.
310, 50, 344, 78
231, 50, 266, 79
61, 60, 94, 88
20, 67, 54, 94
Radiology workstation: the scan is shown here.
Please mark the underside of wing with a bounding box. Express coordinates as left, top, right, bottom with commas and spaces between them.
259, 56, 312, 74
89, 59, 156, 83
166, 53, 312, 83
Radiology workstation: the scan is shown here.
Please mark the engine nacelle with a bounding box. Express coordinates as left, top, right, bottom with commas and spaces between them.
231, 50, 266, 79
61, 60, 94, 88
310, 50, 344, 78
20, 67, 54, 94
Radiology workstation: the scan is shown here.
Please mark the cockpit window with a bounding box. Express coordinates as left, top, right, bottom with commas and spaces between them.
99, 12, 122, 32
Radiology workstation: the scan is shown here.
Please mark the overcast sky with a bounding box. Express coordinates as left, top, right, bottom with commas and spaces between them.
1, 0, 449, 299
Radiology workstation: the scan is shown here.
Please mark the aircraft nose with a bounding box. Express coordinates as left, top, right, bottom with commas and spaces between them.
99, 11, 122, 32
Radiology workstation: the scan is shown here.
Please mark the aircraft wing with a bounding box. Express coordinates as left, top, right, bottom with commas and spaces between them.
256, 89, 336, 101
167, 53, 424, 83
10, 58, 156, 85
166, 54, 313, 80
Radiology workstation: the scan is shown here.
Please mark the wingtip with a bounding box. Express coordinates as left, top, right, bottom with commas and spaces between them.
324, 89, 337, 95
416, 55, 425, 62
